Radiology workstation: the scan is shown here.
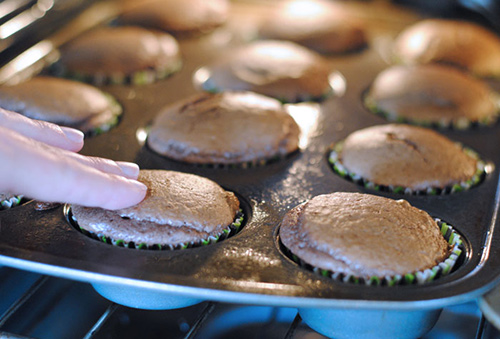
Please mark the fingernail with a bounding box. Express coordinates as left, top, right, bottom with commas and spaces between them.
128, 179, 148, 193
117, 162, 140, 178
61, 127, 84, 143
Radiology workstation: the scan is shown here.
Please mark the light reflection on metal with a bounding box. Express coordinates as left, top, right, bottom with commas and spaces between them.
0, 0, 33, 20
0, 40, 55, 84
135, 127, 149, 146
329, 71, 346, 97
192, 66, 211, 90
286, 103, 320, 149
0, 0, 54, 39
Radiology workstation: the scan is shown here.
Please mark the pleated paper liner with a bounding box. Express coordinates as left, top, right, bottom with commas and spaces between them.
81, 93, 123, 137
328, 141, 487, 195
280, 219, 464, 286
363, 94, 500, 130
66, 205, 245, 250
0, 195, 24, 211
49, 59, 182, 86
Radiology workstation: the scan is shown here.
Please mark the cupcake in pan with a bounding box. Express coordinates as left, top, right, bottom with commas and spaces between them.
328, 124, 486, 195
147, 91, 300, 167
118, 0, 229, 36
196, 40, 334, 103
364, 64, 500, 129
0, 76, 122, 135
393, 19, 500, 78
0, 193, 23, 210
280, 192, 463, 285
71, 170, 242, 250
57, 26, 182, 85
259, 0, 367, 54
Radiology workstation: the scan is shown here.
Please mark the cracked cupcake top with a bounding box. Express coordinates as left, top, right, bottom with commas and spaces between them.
334, 124, 479, 191
147, 91, 300, 164
280, 192, 451, 277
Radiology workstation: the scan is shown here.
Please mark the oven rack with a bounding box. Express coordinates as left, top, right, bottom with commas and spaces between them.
0, 266, 499, 339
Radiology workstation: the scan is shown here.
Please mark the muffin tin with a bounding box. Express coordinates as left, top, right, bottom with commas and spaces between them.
1, 1, 500, 337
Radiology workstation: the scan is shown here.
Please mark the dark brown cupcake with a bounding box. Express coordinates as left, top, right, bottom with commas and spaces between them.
197, 40, 334, 103
329, 124, 486, 194
71, 170, 241, 249
118, 0, 229, 36
58, 26, 182, 85
364, 64, 500, 129
259, 0, 367, 54
147, 91, 300, 166
393, 19, 500, 78
0, 76, 121, 134
280, 192, 460, 284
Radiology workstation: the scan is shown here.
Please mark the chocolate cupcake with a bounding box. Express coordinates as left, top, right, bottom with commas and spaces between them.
196, 40, 334, 103
71, 170, 242, 250
259, 0, 367, 54
57, 26, 182, 85
0, 76, 121, 135
328, 124, 486, 195
280, 192, 463, 285
0, 193, 23, 210
118, 0, 229, 36
393, 19, 500, 78
364, 64, 500, 129
147, 91, 300, 166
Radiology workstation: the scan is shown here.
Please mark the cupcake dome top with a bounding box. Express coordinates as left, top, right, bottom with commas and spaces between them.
280, 192, 451, 277
336, 124, 479, 191
0, 76, 120, 133
118, 0, 229, 36
200, 40, 333, 103
393, 19, 500, 77
147, 91, 300, 164
259, 0, 366, 54
72, 170, 240, 246
59, 26, 181, 76
365, 64, 500, 128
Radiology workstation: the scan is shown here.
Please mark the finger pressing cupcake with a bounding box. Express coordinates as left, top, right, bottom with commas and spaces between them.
259, 0, 367, 54
393, 19, 500, 78
195, 40, 335, 103
364, 64, 500, 129
56, 26, 182, 85
117, 0, 229, 37
147, 91, 300, 167
71, 170, 243, 250
280, 192, 463, 285
328, 124, 487, 195
0, 76, 122, 135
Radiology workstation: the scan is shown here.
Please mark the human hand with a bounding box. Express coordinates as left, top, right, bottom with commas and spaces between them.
0, 108, 147, 210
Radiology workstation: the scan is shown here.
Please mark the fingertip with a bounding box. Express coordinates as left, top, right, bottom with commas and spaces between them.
116, 161, 141, 179
100, 179, 147, 210
60, 127, 84, 150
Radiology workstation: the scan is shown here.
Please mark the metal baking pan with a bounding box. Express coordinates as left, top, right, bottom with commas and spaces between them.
1, 1, 500, 337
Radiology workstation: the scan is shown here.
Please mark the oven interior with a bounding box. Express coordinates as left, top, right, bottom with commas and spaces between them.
1, 0, 500, 338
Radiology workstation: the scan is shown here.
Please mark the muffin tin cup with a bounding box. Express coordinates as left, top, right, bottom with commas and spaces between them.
1, 1, 500, 337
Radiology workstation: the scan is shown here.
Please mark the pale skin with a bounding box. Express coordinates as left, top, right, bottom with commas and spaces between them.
0, 108, 147, 210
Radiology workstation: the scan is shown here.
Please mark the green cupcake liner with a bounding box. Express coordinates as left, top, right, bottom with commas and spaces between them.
283, 219, 464, 286
328, 141, 487, 195
0, 195, 24, 210
364, 94, 500, 130
84, 93, 123, 137
69, 208, 244, 250
51, 59, 182, 86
